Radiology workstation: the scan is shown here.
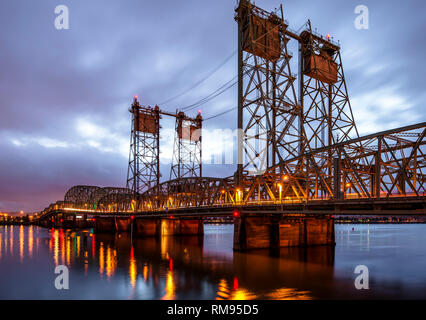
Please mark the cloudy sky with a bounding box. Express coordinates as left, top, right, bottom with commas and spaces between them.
0, 0, 425, 213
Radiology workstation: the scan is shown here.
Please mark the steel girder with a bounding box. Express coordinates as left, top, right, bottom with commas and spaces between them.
38, 123, 425, 217
63, 186, 134, 211
135, 123, 425, 211
64, 185, 101, 209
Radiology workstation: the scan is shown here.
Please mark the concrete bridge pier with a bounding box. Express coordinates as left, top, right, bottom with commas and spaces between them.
159, 218, 204, 236
233, 214, 335, 251
53, 213, 64, 229
62, 214, 76, 229
134, 218, 159, 237
93, 216, 204, 237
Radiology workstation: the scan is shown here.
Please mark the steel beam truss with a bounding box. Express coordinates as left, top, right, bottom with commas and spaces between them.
133, 123, 425, 210
299, 27, 358, 151
170, 111, 202, 180
126, 97, 160, 196
63, 186, 134, 211
235, 0, 302, 179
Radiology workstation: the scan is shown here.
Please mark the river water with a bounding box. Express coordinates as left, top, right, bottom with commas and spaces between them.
0, 224, 425, 299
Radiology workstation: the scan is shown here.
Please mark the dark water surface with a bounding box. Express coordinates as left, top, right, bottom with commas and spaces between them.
0, 224, 425, 299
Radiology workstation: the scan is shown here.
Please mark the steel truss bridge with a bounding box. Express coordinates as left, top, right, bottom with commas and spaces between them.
37, 0, 425, 221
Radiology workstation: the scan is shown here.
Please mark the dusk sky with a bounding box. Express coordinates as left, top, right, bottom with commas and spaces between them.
1, 0, 425, 213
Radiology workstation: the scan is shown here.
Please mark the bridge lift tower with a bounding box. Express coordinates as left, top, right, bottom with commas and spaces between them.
126, 96, 202, 198
235, 0, 359, 194
170, 111, 202, 180
126, 96, 161, 196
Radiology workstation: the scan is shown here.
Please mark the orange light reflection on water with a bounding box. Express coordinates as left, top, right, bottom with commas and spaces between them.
9, 225, 13, 255
161, 271, 175, 300
99, 242, 104, 276
28, 226, 33, 258
106, 246, 117, 279
53, 229, 59, 266
129, 246, 137, 289
19, 225, 24, 262
0, 232, 2, 260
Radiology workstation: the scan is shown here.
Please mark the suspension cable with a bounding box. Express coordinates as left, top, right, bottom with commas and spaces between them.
158, 50, 237, 106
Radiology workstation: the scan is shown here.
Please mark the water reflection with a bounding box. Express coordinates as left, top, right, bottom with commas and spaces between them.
0, 225, 335, 299
2, 224, 425, 299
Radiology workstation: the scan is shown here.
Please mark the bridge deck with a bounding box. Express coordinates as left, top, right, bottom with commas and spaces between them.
39, 196, 426, 220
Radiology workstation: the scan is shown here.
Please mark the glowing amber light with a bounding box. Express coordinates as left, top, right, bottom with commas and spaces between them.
282, 175, 289, 182
28, 226, 33, 258
216, 279, 230, 300
143, 265, 149, 282
19, 225, 24, 262
345, 183, 352, 188
162, 271, 176, 300
99, 242, 105, 276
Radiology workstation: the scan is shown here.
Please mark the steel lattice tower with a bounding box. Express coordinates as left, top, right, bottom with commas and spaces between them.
126, 97, 160, 196
170, 111, 202, 180
235, 0, 303, 181
299, 23, 359, 152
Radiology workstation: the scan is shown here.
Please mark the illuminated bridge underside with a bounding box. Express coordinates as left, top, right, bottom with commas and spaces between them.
41, 122, 425, 217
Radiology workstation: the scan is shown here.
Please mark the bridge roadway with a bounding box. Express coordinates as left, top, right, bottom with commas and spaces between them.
34, 195, 425, 251
41, 195, 426, 219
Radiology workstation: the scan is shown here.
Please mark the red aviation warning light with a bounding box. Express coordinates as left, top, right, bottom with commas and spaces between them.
233, 210, 240, 218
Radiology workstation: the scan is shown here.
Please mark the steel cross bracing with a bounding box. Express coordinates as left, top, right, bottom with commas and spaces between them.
170, 111, 202, 180
235, 0, 303, 180
126, 98, 161, 196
